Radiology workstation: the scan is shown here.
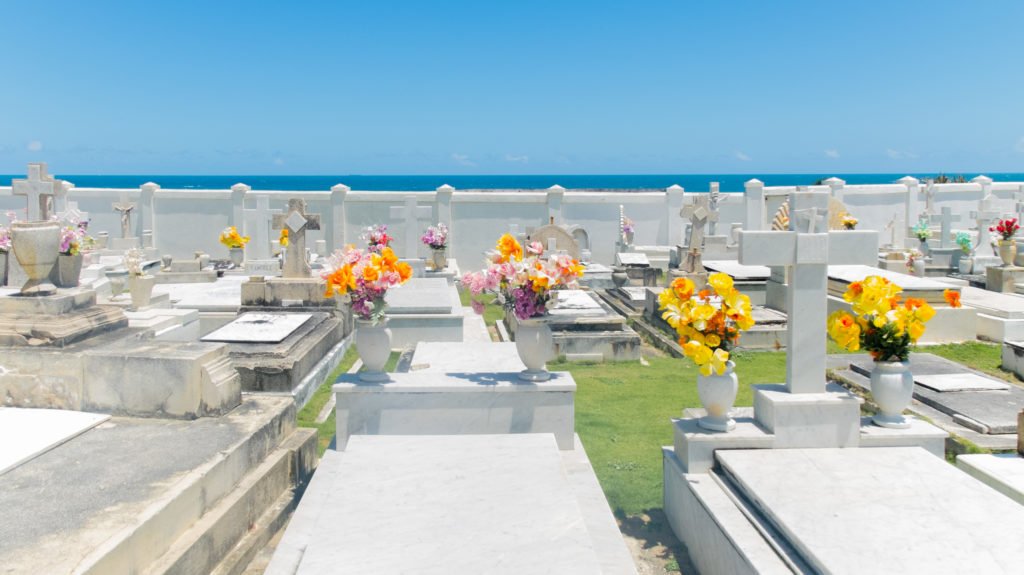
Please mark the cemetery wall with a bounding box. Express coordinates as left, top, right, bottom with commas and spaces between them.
1, 179, 1022, 269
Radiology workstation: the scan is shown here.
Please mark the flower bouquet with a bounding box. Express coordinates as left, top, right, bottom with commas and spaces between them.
123, 248, 155, 309
421, 223, 449, 270
912, 219, 932, 242
219, 226, 250, 249
828, 275, 935, 427
840, 212, 858, 230
462, 234, 584, 380
658, 273, 755, 431
322, 244, 413, 381
990, 217, 1020, 265
955, 231, 974, 274
362, 224, 393, 254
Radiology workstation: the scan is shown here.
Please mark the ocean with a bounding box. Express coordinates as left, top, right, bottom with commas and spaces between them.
2, 173, 1021, 192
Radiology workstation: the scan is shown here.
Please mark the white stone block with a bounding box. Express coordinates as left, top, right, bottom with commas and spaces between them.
752, 383, 861, 448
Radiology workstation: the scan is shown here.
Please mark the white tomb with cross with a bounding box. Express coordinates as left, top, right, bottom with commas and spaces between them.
273, 199, 321, 278
927, 206, 964, 268
389, 196, 433, 277
12, 162, 62, 221
971, 192, 1004, 271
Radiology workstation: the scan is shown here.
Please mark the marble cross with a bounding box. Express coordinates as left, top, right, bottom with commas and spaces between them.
243, 195, 280, 260
273, 198, 321, 278
1014, 185, 1024, 225
388, 196, 432, 258
680, 194, 717, 272
12, 162, 62, 221
884, 214, 901, 249
929, 206, 961, 249
708, 182, 721, 235
922, 181, 937, 218
57, 201, 88, 226
112, 198, 137, 239
739, 191, 878, 394
970, 193, 1001, 255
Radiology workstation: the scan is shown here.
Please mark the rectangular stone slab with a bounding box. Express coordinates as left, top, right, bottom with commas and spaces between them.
410, 342, 525, 373
703, 260, 771, 281
616, 252, 650, 267
829, 265, 953, 304
0, 408, 109, 475
914, 373, 1011, 392
289, 435, 604, 574
717, 447, 1024, 574
201, 312, 313, 344
384, 278, 453, 314
959, 285, 1024, 319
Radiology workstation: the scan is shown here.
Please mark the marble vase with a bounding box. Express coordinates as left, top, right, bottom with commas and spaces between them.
430, 247, 447, 271
911, 258, 926, 277
696, 360, 738, 432
998, 240, 1016, 267
51, 253, 83, 288
128, 274, 156, 310
11, 221, 60, 295
958, 256, 973, 275
870, 361, 913, 429
515, 317, 553, 382
355, 318, 392, 382
229, 247, 244, 267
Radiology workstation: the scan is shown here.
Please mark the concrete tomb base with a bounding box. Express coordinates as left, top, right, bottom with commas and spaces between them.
960, 285, 1024, 341
987, 265, 1024, 293
409, 341, 526, 373
240, 276, 337, 313
957, 452, 1024, 506
0, 287, 128, 347
383, 278, 464, 348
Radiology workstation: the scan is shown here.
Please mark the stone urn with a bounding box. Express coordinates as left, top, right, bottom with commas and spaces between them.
229, 247, 244, 267
51, 253, 84, 288
514, 316, 554, 382
697, 360, 738, 432
11, 221, 60, 295
611, 267, 629, 289
355, 318, 392, 382
128, 274, 156, 310
430, 247, 447, 271
161, 254, 173, 271
958, 255, 973, 275
998, 240, 1017, 267
870, 361, 913, 429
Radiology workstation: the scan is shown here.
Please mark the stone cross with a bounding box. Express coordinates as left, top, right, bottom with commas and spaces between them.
243, 195, 280, 260
884, 214, 901, 249
708, 182, 721, 235
929, 207, 961, 249
922, 180, 937, 218
273, 198, 321, 278
388, 196, 433, 258
57, 201, 88, 226
680, 194, 717, 272
12, 162, 62, 221
971, 193, 1001, 255
112, 198, 136, 239
739, 191, 878, 394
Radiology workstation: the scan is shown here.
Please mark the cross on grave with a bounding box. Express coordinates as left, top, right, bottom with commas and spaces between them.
884, 214, 901, 249
57, 201, 88, 226
388, 196, 433, 258
112, 199, 136, 239
243, 195, 280, 260
680, 194, 718, 272
739, 191, 878, 394
921, 181, 937, 219
1014, 186, 1024, 225
12, 162, 62, 221
970, 193, 1001, 255
929, 207, 961, 249
273, 198, 321, 278
708, 183, 721, 235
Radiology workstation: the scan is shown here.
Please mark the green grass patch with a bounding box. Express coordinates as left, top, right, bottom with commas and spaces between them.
457, 286, 505, 326
297, 346, 358, 455
551, 350, 787, 515
924, 341, 1015, 383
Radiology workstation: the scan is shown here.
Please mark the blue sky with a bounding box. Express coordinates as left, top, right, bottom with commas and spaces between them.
2, 0, 1022, 175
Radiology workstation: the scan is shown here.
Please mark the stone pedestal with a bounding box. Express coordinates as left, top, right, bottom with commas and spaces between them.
987, 265, 1024, 293
240, 276, 336, 312
0, 287, 128, 347
929, 246, 959, 269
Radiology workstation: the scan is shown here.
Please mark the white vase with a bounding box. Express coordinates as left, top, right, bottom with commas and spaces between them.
11, 221, 60, 295
128, 274, 156, 310
624, 231, 635, 246
697, 360, 738, 432
355, 318, 392, 382
958, 256, 973, 275
50, 253, 83, 288
229, 247, 244, 266
430, 247, 447, 270
515, 317, 554, 381
911, 258, 926, 277
870, 361, 913, 429
998, 240, 1016, 267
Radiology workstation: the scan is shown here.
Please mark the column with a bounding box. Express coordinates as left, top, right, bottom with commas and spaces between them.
230, 183, 249, 228
139, 182, 159, 242
744, 178, 765, 231
666, 184, 685, 246
330, 184, 350, 251
546, 185, 565, 225
897, 176, 920, 240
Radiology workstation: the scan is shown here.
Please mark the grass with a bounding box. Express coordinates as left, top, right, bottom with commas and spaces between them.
828, 339, 1016, 385
457, 286, 505, 326
550, 350, 788, 515
296, 347, 402, 455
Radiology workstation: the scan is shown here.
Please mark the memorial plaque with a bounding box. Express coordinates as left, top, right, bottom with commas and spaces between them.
616, 252, 650, 267
201, 312, 312, 344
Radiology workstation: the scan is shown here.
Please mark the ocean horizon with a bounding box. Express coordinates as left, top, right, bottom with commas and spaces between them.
2, 172, 1021, 192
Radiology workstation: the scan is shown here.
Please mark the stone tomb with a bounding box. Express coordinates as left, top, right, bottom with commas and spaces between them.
154, 255, 217, 284
959, 285, 1024, 341
957, 451, 1024, 506
615, 251, 658, 286
266, 434, 636, 575
702, 259, 769, 306
828, 264, 977, 343
156, 275, 246, 335
0, 407, 109, 475
383, 277, 464, 348
640, 286, 786, 350
409, 341, 526, 373
201, 311, 346, 407
508, 289, 641, 361
0, 286, 126, 347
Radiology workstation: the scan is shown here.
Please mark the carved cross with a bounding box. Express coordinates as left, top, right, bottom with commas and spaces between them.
680, 194, 717, 273
12, 162, 61, 221
388, 196, 433, 258
970, 193, 1001, 255
708, 182, 721, 235
244, 195, 280, 260
929, 207, 961, 249
273, 198, 321, 278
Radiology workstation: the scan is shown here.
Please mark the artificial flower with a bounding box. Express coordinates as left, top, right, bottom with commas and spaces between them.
943, 289, 961, 308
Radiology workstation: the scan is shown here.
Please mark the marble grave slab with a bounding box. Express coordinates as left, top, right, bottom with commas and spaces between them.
0, 408, 109, 475
201, 312, 313, 344
703, 260, 771, 281
384, 278, 454, 315
616, 252, 650, 267
914, 373, 1011, 392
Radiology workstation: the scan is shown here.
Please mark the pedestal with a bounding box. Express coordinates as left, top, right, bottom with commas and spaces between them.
986, 265, 1024, 293
240, 276, 336, 312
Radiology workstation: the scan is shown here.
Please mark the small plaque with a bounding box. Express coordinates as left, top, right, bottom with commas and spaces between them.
616, 252, 650, 267
914, 373, 1011, 393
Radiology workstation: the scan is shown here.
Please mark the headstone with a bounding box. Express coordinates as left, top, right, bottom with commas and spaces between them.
201, 312, 313, 344
528, 225, 580, 261
388, 196, 432, 258
971, 193, 1001, 257
272, 199, 321, 278
243, 195, 279, 260
930, 207, 961, 249
708, 182, 721, 235
57, 201, 88, 227
680, 194, 716, 273
12, 163, 61, 221
615, 252, 649, 267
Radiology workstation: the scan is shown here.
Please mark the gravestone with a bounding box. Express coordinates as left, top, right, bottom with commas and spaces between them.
12, 162, 61, 221
389, 196, 432, 259
201, 312, 313, 344
243, 195, 280, 261
928, 207, 962, 269
670, 194, 714, 285
528, 224, 580, 261
273, 199, 320, 278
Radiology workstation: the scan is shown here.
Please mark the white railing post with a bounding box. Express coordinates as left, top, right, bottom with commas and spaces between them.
546, 185, 565, 225
744, 178, 765, 231
330, 184, 350, 251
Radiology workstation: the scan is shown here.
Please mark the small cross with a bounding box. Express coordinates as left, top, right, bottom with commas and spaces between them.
273, 198, 321, 278
792, 206, 826, 233
708, 183, 721, 235
929, 207, 962, 249
58, 201, 88, 226
388, 196, 433, 257
244, 195, 281, 260
970, 193, 1002, 254
12, 162, 62, 221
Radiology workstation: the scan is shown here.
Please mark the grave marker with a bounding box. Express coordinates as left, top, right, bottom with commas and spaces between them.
389, 196, 432, 258
273, 199, 320, 278
12, 163, 61, 221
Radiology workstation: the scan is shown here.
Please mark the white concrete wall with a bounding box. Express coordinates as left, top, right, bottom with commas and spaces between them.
1, 178, 1022, 271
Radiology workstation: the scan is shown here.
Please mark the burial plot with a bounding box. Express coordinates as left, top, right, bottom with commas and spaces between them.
508, 289, 641, 361
0, 407, 108, 475
703, 259, 770, 306
409, 341, 526, 373
383, 277, 465, 347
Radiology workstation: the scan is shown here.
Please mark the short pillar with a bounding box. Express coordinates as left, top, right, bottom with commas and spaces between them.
330, 184, 349, 251
666, 184, 685, 245
744, 178, 765, 231
140, 182, 160, 243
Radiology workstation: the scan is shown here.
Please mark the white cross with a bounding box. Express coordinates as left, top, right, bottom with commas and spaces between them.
739, 191, 878, 394
708, 182, 721, 235
388, 196, 433, 258
273, 198, 321, 278
57, 201, 88, 226
243, 195, 280, 260
680, 195, 717, 273
884, 214, 901, 249
970, 193, 1001, 254
921, 181, 937, 218
929, 206, 961, 249
12, 162, 62, 221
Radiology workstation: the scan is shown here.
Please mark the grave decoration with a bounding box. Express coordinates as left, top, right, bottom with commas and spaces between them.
827, 275, 935, 428
362, 224, 393, 254
905, 249, 925, 277
990, 217, 1020, 266
621, 209, 635, 246
123, 247, 155, 310
322, 244, 412, 382
53, 221, 91, 288
420, 222, 449, 270
658, 273, 756, 432
278, 228, 289, 248
956, 232, 974, 274
463, 233, 584, 381
912, 217, 932, 254
840, 212, 858, 230
218, 225, 250, 266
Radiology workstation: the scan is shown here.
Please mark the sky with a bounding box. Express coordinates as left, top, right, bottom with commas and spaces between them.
1, 0, 1023, 175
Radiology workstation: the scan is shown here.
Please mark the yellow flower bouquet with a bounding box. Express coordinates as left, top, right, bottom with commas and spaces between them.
658, 273, 756, 375
219, 226, 250, 249
827, 275, 935, 362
